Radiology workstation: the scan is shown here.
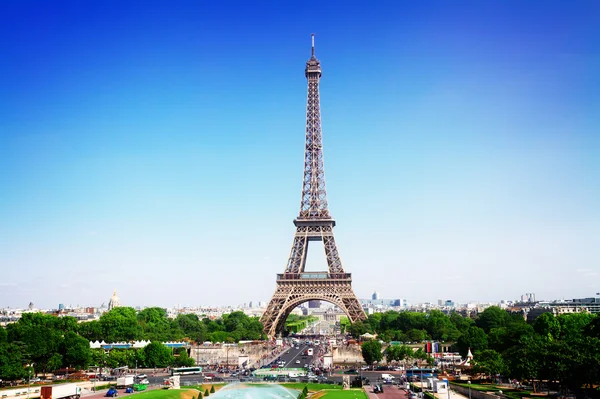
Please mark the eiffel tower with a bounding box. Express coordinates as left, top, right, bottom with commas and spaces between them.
261, 35, 367, 338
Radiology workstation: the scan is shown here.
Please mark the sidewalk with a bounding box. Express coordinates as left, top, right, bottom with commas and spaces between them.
364, 386, 379, 399
253, 346, 290, 368
433, 390, 469, 399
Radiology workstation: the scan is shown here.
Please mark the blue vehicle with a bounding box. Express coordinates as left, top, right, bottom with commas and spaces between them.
106, 388, 119, 397
125, 387, 134, 394
406, 368, 437, 380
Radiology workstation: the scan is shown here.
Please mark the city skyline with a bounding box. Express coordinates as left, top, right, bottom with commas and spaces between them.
1, 1, 599, 309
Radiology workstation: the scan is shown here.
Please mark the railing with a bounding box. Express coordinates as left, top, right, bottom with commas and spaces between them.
277, 273, 351, 280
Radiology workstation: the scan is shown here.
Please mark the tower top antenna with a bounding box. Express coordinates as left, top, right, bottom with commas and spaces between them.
311, 33, 315, 57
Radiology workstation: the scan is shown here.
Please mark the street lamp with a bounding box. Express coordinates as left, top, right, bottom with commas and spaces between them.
468, 381, 471, 399
93, 366, 98, 392
26, 364, 32, 399
225, 345, 232, 372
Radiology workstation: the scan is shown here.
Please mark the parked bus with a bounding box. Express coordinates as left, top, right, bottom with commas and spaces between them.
406, 368, 437, 380
172, 367, 203, 375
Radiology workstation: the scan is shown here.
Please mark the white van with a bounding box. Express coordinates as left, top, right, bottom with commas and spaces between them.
382, 374, 394, 383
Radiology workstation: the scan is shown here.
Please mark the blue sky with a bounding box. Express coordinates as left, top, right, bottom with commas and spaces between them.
1, 1, 599, 309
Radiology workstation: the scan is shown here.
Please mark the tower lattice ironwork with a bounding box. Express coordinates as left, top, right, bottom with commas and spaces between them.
261, 35, 367, 337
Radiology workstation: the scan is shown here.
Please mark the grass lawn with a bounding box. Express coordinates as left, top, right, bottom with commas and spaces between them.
451, 382, 531, 399
132, 385, 223, 399
313, 389, 368, 399
186, 385, 224, 392
127, 389, 199, 399
280, 383, 343, 392
452, 383, 501, 391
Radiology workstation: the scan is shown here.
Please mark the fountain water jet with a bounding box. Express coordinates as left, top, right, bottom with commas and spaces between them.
208, 383, 299, 399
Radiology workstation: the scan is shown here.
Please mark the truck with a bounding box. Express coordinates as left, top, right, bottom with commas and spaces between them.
40, 383, 81, 399
133, 384, 147, 392
116, 376, 134, 388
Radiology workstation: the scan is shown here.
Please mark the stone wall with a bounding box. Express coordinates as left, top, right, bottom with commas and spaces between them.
191, 344, 278, 367
333, 345, 364, 364
451, 384, 502, 399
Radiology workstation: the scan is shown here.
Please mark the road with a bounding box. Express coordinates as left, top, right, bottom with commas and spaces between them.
365, 384, 409, 399
272, 341, 318, 369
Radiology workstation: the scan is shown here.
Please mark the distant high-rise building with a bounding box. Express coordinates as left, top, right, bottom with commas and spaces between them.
372, 291, 379, 300
520, 293, 536, 302
437, 299, 443, 306
58, 303, 65, 310
28, 302, 34, 310
248, 301, 254, 308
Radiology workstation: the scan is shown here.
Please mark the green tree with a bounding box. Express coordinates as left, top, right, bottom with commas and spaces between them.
472, 349, 507, 377
143, 342, 174, 368
210, 386, 215, 393
407, 328, 428, 342
100, 307, 143, 342
47, 353, 63, 373
6, 313, 64, 372
487, 321, 533, 353
533, 312, 561, 341
0, 327, 8, 343
367, 313, 383, 333
385, 344, 413, 363
174, 347, 195, 367
0, 342, 27, 381
78, 320, 103, 341
137, 307, 177, 341
176, 314, 207, 343
208, 331, 229, 343
503, 335, 543, 389
361, 340, 383, 365
449, 312, 474, 333
557, 312, 595, 341
62, 331, 92, 370
426, 310, 461, 341
475, 306, 510, 333
348, 321, 371, 337
455, 326, 488, 356
205, 389, 210, 397
584, 314, 600, 339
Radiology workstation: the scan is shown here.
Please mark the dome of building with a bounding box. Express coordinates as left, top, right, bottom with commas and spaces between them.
108, 290, 121, 310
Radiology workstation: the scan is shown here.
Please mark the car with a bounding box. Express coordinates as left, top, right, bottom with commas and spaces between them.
106, 388, 119, 397
295, 360, 301, 364
125, 387, 134, 394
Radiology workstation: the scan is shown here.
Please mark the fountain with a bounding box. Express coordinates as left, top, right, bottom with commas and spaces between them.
209, 383, 299, 399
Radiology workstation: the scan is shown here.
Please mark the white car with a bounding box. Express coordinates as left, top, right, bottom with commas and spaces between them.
295, 360, 301, 364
